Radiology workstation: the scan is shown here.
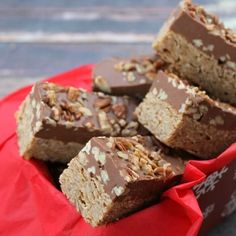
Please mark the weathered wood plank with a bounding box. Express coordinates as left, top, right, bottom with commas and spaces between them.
0, 6, 170, 34
0, 0, 219, 8
0, 0, 180, 8
0, 42, 152, 76
0, 18, 165, 35
0, 3, 234, 35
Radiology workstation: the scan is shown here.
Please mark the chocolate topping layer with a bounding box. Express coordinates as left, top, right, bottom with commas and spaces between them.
30, 82, 143, 143
80, 136, 187, 200
150, 71, 188, 111
151, 71, 236, 131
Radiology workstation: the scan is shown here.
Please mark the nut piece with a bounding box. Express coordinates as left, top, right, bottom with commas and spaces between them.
152, 88, 158, 95
47, 90, 56, 106
115, 137, 134, 151
67, 87, 80, 101
106, 137, 115, 149
112, 186, 124, 197
84, 122, 94, 130
121, 121, 138, 136
98, 111, 113, 134
94, 97, 111, 109
157, 89, 168, 100
146, 72, 156, 81
87, 166, 96, 176
44, 117, 57, 127
51, 106, 61, 121
100, 170, 110, 184
97, 151, 106, 165
117, 151, 129, 160
95, 76, 111, 93
192, 39, 203, 48
78, 107, 92, 116
119, 119, 127, 127
78, 151, 88, 166
209, 116, 224, 126
114, 57, 163, 82
126, 72, 136, 82
82, 141, 91, 154
112, 104, 126, 118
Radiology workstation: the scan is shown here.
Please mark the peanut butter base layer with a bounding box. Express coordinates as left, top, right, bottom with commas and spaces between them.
60, 136, 186, 226
136, 71, 236, 159
16, 81, 144, 163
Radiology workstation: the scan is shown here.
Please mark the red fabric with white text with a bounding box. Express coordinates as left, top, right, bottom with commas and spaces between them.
0, 65, 235, 236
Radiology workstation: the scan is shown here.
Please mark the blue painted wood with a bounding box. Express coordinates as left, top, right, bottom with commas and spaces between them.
0, 42, 152, 78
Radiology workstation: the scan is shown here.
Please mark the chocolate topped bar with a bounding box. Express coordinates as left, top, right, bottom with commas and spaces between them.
93, 55, 166, 98
169, 1, 236, 60
153, 0, 236, 104
16, 82, 144, 163
136, 70, 236, 159
60, 135, 187, 226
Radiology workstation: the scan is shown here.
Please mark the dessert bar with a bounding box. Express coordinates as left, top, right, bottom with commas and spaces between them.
16, 82, 142, 163
153, 0, 236, 104
60, 135, 187, 226
136, 70, 236, 159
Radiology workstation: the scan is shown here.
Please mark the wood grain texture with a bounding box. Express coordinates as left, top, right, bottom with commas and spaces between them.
0, 42, 153, 97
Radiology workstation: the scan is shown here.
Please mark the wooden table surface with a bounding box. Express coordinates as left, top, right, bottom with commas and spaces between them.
0, 0, 236, 235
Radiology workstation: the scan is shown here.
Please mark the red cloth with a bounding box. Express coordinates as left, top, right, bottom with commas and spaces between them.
0, 65, 235, 236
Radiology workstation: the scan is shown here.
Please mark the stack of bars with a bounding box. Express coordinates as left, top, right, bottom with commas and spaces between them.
16, 0, 236, 228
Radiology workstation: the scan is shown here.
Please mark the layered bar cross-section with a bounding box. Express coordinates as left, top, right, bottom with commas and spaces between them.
16, 82, 143, 163
60, 135, 187, 226
136, 71, 236, 159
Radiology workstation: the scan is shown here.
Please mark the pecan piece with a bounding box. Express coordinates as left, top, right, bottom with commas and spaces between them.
67, 87, 80, 101
112, 104, 126, 118
47, 90, 56, 107
154, 59, 165, 69
94, 76, 111, 93
94, 97, 111, 109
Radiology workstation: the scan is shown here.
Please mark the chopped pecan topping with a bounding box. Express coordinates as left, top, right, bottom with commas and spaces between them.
67, 87, 80, 102
185, 1, 236, 45
114, 61, 136, 71
78, 107, 92, 116
112, 186, 124, 196
94, 97, 111, 109
112, 104, 126, 118
94, 76, 111, 93
115, 137, 134, 151
84, 121, 94, 130
47, 90, 56, 107
154, 59, 166, 69
146, 72, 156, 81
98, 111, 113, 134
51, 106, 61, 121
112, 137, 175, 180
114, 56, 164, 82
